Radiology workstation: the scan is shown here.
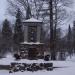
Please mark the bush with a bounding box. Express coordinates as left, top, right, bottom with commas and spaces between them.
44, 55, 50, 61
14, 54, 20, 60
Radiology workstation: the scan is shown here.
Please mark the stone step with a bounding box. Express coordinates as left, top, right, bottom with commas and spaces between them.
9, 63, 53, 73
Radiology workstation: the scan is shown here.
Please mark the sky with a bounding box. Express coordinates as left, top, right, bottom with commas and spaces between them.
0, 0, 7, 21
0, 0, 75, 31
0, 0, 15, 23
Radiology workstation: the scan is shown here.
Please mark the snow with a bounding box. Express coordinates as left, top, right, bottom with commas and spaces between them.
0, 53, 14, 65
0, 58, 49, 65
0, 60, 75, 75
21, 42, 44, 45
12, 59, 50, 64
66, 55, 75, 62
0, 55, 75, 75
23, 18, 42, 23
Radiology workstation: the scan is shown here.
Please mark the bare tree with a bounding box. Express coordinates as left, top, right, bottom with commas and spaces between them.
7, 0, 73, 30
7, 0, 44, 18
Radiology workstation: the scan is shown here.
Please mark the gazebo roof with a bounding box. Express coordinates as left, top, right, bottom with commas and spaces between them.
23, 18, 42, 23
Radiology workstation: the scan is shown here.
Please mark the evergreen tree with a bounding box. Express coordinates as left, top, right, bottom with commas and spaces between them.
67, 25, 72, 56
2, 19, 12, 53
73, 21, 75, 53
26, 4, 31, 19
13, 9, 24, 45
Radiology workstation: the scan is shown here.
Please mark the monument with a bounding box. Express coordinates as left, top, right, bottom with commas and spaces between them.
19, 18, 44, 59
9, 18, 53, 73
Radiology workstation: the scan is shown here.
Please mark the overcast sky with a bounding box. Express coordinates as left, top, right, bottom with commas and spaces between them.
0, 0, 75, 30
0, 0, 7, 21
0, 0, 15, 23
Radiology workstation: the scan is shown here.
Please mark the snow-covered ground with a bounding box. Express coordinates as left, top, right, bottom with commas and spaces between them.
0, 55, 75, 75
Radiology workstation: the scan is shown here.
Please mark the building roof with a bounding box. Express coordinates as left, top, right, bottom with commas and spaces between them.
23, 18, 42, 23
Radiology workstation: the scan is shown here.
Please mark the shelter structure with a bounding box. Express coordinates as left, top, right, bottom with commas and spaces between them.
20, 18, 44, 59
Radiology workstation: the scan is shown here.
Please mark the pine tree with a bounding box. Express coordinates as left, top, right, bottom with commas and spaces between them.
26, 4, 31, 19
13, 9, 24, 45
67, 25, 72, 57
73, 21, 75, 53
2, 19, 12, 53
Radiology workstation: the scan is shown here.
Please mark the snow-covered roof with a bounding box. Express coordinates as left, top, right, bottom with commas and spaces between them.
21, 42, 44, 45
23, 18, 42, 23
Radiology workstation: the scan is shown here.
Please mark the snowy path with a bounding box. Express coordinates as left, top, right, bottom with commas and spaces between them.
0, 55, 75, 75
0, 61, 75, 75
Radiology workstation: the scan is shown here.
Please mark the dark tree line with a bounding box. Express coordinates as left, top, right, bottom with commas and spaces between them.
0, 4, 32, 57
0, 9, 24, 56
